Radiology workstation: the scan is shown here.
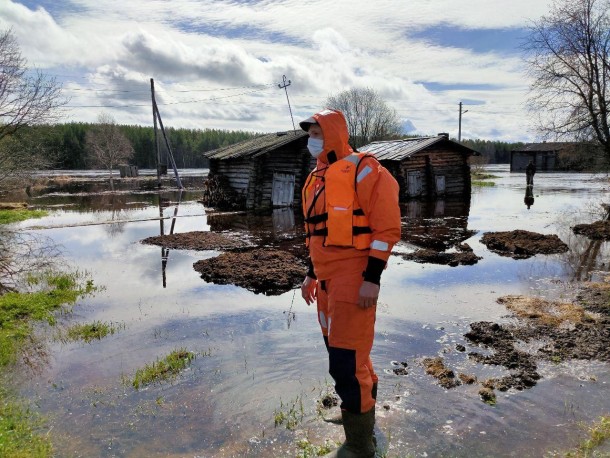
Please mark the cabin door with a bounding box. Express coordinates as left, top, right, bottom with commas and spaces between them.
407, 171, 422, 197
272, 173, 295, 207
435, 175, 446, 194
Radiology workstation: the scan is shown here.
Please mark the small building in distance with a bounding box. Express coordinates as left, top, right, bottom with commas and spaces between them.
360, 134, 478, 200
510, 142, 604, 172
510, 142, 560, 172
202, 130, 312, 210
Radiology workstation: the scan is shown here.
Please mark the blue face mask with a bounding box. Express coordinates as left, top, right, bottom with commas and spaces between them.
307, 137, 324, 158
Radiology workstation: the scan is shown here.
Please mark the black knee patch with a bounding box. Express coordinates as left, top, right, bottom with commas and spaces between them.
328, 346, 360, 413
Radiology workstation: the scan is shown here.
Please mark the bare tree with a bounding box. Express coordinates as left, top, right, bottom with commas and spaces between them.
85, 113, 134, 187
0, 28, 64, 188
524, 0, 610, 159
325, 87, 403, 148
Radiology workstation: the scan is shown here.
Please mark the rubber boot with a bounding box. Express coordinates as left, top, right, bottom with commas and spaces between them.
324, 407, 376, 457
324, 383, 377, 426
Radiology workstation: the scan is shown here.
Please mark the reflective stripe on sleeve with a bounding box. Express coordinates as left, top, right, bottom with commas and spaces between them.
370, 240, 389, 251
356, 165, 372, 183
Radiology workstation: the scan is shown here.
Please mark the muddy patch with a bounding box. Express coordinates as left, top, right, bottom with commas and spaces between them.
480, 229, 569, 259
573, 220, 610, 240
401, 281, 610, 403
193, 248, 306, 295
400, 243, 481, 266
141, 231, 251, 251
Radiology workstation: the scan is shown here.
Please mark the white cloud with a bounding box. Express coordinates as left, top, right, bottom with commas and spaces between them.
0, 0, 554, 140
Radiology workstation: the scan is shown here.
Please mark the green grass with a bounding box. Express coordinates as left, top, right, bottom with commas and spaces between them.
274, 395, 305, 430
472, 180, 495, 187
64, 321, 124, 343
132, 349, 196, 390
0, 269, 95, 457
0, 271, 96, 367
0, 209, 48, 225
0, 386, 53, 457
565, 416, 610, 457
471, 172, 500, 180
296, 438, 335, 457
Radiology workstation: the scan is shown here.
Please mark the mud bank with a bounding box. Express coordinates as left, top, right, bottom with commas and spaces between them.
573, 220, 610, 240
142, 231, 251, 251
193, 248, 306, 295
414, 279, 610, 403
480, 229, 569, 259
399, 243, 481, 266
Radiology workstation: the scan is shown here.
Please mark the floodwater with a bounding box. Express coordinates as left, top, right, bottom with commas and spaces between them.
6, 165, 610, 457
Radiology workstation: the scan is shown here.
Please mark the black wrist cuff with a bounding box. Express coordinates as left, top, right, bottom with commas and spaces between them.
363, 256, 386, 285
307, 259, 317, 279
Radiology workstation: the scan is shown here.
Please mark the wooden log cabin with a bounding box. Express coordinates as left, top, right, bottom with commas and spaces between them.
360, 134, 478, 200
203, 130, 313, 210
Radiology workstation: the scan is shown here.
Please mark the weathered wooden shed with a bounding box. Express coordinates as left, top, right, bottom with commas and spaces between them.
510, 143, 561, 172
360, 134, 478, 200
203, 130, 312, 210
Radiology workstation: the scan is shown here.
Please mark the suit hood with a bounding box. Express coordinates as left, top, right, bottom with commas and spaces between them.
302, 109, 353, 164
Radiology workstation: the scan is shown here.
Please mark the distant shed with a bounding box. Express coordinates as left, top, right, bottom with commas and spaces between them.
510, 142, 562, 172
510, 142, 604, 172
360, 134, 478, 200
203, 130, 312, 210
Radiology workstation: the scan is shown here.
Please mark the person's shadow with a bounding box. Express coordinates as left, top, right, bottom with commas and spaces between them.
524, 185, 535, 210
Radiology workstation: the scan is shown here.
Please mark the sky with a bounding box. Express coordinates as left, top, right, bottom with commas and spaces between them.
0, 0, 554, 142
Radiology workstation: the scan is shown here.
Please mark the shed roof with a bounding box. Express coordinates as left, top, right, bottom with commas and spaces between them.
359, 135, 478, 161
512, 142, 580, 153
203, 130, 308, 160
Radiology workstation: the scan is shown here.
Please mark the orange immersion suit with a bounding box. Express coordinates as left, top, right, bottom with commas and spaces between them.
301, 109, 401, 414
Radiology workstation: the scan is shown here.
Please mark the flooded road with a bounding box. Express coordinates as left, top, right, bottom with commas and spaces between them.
8, 166, 610, 457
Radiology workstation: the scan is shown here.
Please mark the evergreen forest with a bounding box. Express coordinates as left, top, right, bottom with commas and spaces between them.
22, 123, 261, 170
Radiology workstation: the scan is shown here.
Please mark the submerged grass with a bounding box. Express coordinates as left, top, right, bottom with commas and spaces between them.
564, 416, 610, 457
274, 395, 305, 430
0, 271, 96, 367
472, 180, 495, 187
63, 320, 124, 343
0, 269, 96, 457
0, 386, 52, 457
132, 349, 196, 390
0, 209, 48, 225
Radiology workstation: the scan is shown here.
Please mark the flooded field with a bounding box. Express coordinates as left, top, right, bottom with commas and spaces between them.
5, 165, 610, 457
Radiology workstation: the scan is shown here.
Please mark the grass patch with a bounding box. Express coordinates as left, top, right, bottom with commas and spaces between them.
296, 438, 335, 457
0, 269, 95, 457
472, 180, 495, 187
274, 395, 305, 430
0, 386, 53, 457
63, 321, 124, 343
132, 349, 196, 390
565, 416, 610, 457
471, 172, 500, 180
0, 271, 96, 367
0, 209, 48, 225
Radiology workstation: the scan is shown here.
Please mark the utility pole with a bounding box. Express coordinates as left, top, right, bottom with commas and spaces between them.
278, 75, 296, 133
458, 102, 468, 142
151, 78, 162, 188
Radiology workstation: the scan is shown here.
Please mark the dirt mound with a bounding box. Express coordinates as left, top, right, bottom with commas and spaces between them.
480, 229, 568, 259
193, 248, 306, 295
573, 220, 610, 240
401, 246, 481, 266
141, 231, 250, 251
461, 285, 610, 402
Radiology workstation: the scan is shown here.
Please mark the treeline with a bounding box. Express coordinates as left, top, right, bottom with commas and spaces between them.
23, 123, 260, 169
460, 139, 525, 163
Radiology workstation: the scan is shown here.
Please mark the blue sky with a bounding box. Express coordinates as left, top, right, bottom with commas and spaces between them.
0, 0, 552, 141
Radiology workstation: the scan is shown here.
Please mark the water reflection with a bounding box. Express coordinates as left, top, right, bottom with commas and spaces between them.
159, 190, 183, 288
400, 198, 475, 250
524, 185, 535, 210
11, 167, 610, 457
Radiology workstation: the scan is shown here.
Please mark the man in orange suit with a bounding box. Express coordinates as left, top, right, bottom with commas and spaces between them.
299, 108, 401, 457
